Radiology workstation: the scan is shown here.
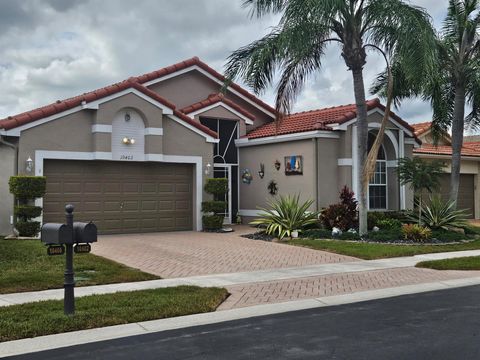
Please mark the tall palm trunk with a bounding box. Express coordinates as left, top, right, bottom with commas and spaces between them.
352, 68, 369, 235
450, 82, 466, 206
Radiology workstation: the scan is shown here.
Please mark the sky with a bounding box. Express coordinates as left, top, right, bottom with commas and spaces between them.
0, 0, 450, 127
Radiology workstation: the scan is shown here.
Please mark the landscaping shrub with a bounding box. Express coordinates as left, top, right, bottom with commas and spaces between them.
301, 229, 332, 239
418, 195, 469, 230
339, 231, 361, 240
9, 176, 46, 237
367, 211, 411, 229
14, 221, 41, 238
430, 229, 466, 242
402, 224, 431, 242
320, 186, 358, 231
250, 194, 319, 240
366, 229, 402, 242
376, 218, 402, 230
202, 178, 228, 231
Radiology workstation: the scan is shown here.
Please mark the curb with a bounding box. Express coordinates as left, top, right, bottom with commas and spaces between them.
2, 276, 480, 358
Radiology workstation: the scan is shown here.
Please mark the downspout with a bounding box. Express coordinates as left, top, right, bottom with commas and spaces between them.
314, 137, 319, 212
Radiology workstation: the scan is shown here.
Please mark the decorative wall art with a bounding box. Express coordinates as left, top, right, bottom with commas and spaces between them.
274, 159, 281, 171
242, 169, 253, 184
258, 163, 265, 179
284, 155, 303, 175
268, 180, 278, 195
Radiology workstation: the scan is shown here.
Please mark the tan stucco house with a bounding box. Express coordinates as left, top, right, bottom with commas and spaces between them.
0, 57, 421, 235
412, 122, 480, 218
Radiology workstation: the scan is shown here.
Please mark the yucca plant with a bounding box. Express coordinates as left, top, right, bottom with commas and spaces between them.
250, 194, 319, 240
417, 195, 469, 230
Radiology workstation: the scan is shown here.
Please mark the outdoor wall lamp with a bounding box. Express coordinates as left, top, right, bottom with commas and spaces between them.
122, 137, 135, 145
205, 162, 212, 175
26, 156, 33, 173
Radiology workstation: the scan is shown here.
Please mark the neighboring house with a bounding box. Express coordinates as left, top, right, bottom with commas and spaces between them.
0, 57, 419, 235
412, 122, 480, 218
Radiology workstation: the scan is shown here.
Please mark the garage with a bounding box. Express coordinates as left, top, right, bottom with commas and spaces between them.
43, 160, 193, 234
438, 173, 475, 218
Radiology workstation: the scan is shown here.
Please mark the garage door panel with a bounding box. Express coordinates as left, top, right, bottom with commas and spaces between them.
438, 174, 474, 218
43, 160, 193, 234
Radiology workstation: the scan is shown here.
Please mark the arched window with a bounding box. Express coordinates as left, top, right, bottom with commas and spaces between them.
368, 133, 387, 210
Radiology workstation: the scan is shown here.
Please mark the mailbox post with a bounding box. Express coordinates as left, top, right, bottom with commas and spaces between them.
41, 204, 97, 316
64, 204, 75, 315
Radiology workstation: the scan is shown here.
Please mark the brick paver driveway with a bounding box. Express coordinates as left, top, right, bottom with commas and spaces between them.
92, 225, 356, 278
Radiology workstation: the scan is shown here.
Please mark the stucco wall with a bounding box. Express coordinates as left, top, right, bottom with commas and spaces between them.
239, 139, 316, 211
316, 138, 340, 208
0, 144, 15, 235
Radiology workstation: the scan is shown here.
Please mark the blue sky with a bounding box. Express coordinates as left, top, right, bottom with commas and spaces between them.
0, 0, 451, 127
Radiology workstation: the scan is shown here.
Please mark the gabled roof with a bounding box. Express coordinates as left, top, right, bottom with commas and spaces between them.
180, 93, 255, 121
414, 142, 480, 158
245, 98, 416, 140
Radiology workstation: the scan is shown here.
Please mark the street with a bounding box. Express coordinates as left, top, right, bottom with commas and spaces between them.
7, 285, 480, 360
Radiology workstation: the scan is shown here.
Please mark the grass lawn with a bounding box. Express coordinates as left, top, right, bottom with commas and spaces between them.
416, 256, 480, 270
0, 239, 158, 294
0, 286, 228, 342
286, 238, 480, 260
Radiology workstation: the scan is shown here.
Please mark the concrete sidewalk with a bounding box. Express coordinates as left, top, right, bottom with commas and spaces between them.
2, 249, 480, 307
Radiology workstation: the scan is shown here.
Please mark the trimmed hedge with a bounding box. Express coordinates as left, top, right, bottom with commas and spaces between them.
15, 221, 41, 237
204, 178, 228, 199
201, 201, 227, 214
14, 205, 42, 221
202, 215, 224, 230
9, 176, 46, 200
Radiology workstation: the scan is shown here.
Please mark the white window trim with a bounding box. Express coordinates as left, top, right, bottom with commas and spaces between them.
186, 103, 254, 125
34, 150, 203, 231
338, 158, 353, 166
368, 157, 388, 211
144, 127, 164, 136
91, 124, 113, 133
236, 130, 339, 147
143, 65, 276, 119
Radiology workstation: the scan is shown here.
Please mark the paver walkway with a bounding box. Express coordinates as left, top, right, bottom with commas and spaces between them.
92, 226, 356, 278
219, 267, 480, 310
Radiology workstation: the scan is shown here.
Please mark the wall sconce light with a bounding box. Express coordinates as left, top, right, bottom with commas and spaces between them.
26, 156, 33, 173
122, 137, 135, 145
205, 163, 212, 175
258, 163, 265, 179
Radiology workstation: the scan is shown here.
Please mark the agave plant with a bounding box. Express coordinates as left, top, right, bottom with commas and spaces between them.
417, 195, 469, 230
250, 194, 319, 240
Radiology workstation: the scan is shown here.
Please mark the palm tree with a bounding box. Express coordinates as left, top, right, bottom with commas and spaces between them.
225, 0, 435, 234
397, 157, 445, 224
429, 0, 480, 205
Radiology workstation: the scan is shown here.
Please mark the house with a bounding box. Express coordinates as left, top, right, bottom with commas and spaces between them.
0, 57, 420, 235
412, 122, 480, 218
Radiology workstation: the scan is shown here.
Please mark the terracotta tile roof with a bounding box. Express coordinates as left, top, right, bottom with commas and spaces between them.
0, 56, 278, 137
180, 93, 255, 121
411, 121, 433, 136
135, 57, 276, 116
414, 142, 480, 157
246, 98, 417, 140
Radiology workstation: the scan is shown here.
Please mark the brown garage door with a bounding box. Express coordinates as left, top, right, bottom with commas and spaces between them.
43, 160, 193, 234
438, 173, 475, 218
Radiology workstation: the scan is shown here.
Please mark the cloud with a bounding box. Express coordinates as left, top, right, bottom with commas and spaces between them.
0, 0, 447, 126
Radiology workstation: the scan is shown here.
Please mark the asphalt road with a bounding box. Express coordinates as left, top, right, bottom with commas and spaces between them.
7, 285, 480, 360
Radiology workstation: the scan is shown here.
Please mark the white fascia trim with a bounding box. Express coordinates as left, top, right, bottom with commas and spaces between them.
35, 150, 203, 231
332, 108, 414, 137
238, 209, 262, 217
167, 114, 219, 143
414, 152, 480, 162
82, 88, 174, 115
338, 158, 353, 166
143, 65, 276, 119
144, 127, 164, 136
235, 130, 339, 147
91, 124, 112, 133
187, 102, 254, 125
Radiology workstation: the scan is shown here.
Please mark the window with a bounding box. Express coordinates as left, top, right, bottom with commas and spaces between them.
368, 134, 387, 209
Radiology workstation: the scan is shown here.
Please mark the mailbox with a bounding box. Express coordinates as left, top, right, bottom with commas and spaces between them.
73, 222, 97, 243
41, 223, 73, 245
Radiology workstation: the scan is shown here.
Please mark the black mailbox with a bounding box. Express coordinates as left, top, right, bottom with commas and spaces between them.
41, 223, 73, 245
73, 222, 97, 243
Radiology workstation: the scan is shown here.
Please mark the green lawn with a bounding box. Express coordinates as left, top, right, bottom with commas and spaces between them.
287, 238, 480, 260
0, 239, 158, 294
0, 286, 228, 342
416, 256, 480, 270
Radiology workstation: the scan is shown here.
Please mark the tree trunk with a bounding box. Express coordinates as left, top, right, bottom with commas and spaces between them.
450, 82, 466, 206
352, 68, 369, 235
